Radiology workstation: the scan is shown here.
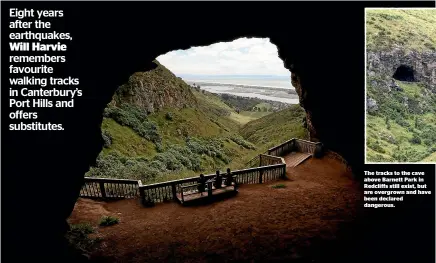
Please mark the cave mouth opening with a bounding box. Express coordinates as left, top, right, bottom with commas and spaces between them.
155, 37, 299, 103
393, 65, 416, 82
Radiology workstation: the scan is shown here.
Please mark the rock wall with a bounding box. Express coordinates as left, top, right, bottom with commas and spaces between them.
367, 49, 436, 88
111, 61, 197, 113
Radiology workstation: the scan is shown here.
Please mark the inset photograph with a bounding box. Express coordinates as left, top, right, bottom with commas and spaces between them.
365, 8, 436, 163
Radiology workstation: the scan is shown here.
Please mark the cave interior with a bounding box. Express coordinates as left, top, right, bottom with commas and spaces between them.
393, 65, 417, 82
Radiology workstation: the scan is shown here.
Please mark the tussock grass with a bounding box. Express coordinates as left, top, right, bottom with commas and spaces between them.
272, 184, 286, 189
66, 223, 102, 252
99, 216, 119, 227
366, 9, 436, 52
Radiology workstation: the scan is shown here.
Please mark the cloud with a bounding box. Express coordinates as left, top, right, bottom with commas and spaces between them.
156, 38, 290, 76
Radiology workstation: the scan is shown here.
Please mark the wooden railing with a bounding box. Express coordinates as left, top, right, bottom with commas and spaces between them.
80, 138, 320, 204
139, 155, 286, 205
294, 139, 320, 154
267, 139, 295, 156
80, 177, 140, 199
260, 154, 285, 166
232, 163, 285, 185
267, 138, 321, 157
245, 151, 268, 168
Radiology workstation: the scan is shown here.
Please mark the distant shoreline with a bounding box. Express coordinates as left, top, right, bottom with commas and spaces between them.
184, 80, 296, 94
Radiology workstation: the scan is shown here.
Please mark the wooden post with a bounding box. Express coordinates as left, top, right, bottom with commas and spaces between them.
259, 154, 262, 166
171, 183, 177, 201
139, 187, 146, 206
207, 181, 213, 197
99, 182, 106, 199
259, 169, 263, 184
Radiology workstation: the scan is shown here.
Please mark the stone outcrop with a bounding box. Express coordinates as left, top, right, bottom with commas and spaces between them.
111, 61, 197, 113
367, 48, 436, 89
367, 97, 378, 113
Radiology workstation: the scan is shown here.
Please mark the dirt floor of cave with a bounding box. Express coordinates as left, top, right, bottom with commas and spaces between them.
69, 155, 362, 263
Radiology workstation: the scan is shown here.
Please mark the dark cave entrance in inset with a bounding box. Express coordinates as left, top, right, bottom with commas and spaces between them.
393, 65, 416, 82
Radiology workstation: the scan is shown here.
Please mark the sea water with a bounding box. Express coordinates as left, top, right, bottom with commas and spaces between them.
184, 77, 298, 104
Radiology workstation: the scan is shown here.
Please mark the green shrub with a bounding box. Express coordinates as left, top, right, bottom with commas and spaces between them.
104, 104, 161, 144
229, 135, 256, 150
272, 184, 286, 189
421, 126, 436, 145
186, 137, 230, 164
87, 151, 161, 181
393, 146, 429, 162
367, 140, 386, 153
395, 117, 410, 128
167, 145, 201, 171
410, 133, 422, 144
99, 216, 119, 226
70, 223, 95, 234
165, 112, 174, 121
155, 142, 164, 152
66, 223, 101, 252
155, 152, 184, 171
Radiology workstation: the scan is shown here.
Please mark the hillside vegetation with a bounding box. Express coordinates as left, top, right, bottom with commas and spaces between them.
367, 80, 436, 162
88, 62, 307, 183
241, 104, 309, 151
366, 9, 436, 52
366, 9, 436, 162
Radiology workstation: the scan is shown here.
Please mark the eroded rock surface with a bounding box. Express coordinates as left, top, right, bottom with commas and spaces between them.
111, 61, 197, 113
367, 49, 436, 88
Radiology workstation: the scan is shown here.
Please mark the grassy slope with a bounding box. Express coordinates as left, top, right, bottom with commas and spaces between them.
366, 9, 436, 52
240, 104, 308, 151
228, 111, 271, 125
366, 115, 428, 161
422, 152, 436, 162
101, 118, 157, 157
366, 81, 436, 162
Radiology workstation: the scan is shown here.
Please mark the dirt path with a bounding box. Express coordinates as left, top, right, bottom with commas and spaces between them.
69, 155, 362, 263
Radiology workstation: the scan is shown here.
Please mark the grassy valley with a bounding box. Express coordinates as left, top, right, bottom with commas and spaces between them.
88, 62, 307, 183
241, 104, 308, 150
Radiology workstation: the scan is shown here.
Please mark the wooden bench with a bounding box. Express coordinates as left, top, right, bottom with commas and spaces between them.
176, 176, 238, 204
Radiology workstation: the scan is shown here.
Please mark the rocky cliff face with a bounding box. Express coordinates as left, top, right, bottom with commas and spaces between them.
111, 60, 197, 113
367, 49, 436, 88
366, 49, 436, 114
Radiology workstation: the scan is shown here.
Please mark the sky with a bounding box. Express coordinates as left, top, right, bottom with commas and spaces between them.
156, 38, 291, 77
